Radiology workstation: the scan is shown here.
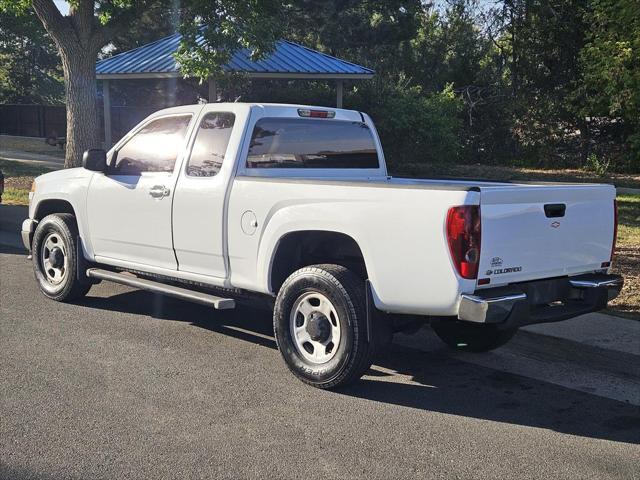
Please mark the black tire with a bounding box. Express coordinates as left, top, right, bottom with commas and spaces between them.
273, 264, 375, 389
32, 213, 92, 302
431, 321, 517, 352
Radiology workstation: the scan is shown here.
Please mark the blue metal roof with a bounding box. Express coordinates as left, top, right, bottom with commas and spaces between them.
96, 33, 374, 79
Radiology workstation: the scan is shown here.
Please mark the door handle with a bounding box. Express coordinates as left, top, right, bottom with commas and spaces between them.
149, 185, 170, 198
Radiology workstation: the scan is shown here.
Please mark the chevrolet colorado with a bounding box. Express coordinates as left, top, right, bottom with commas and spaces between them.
22, 103, 623, 388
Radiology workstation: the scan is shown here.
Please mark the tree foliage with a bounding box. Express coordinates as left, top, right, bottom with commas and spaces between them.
355, 83, 464, 171
577, 0, 640, 164
0, 0, 285, 167
0, 8, 63, 104
1, 0, 638, 172
176, 0, 285, 81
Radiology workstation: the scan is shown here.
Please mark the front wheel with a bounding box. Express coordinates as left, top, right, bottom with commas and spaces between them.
32, 213, 92, 302
273, 264, 375, 389
431, 321, 517, 352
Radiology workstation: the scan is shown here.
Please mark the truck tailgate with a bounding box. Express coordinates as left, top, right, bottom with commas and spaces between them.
478, 184, 616, 287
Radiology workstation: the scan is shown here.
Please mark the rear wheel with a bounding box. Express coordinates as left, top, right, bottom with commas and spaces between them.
431, 321, 517, 352
273, 264, 375, 389
32, 213, 92, 302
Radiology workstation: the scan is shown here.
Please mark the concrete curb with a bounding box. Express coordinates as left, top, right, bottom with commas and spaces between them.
394, 311, 639, 358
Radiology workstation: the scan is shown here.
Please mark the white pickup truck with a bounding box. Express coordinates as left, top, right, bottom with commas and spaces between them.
22, 103, 622, 388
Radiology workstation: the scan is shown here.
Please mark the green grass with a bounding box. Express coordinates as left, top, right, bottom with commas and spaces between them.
0, 159, 55, 178
617, 194, 640, 243
0, 158, 55, 206
2, 187, 29, 205
608, 194, 640, 319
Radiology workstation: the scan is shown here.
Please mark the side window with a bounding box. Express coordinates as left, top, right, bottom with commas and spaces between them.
112, 115, 192, 175
246, 118, 380, 169
186, 112, 235, 177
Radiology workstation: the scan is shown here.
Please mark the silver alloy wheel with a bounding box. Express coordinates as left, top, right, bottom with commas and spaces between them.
41, 232, 67, 285
290, 292, 342, 364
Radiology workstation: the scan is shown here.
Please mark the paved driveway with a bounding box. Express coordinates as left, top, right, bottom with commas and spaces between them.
1, 242, 639, 479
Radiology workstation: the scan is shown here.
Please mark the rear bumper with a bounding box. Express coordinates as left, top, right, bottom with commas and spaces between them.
458, 273, 623, 328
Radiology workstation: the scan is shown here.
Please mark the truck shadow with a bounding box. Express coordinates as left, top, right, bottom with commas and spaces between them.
77, 289, 640, 445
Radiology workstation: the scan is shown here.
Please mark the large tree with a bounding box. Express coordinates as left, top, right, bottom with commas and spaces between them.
577, 0, 640, 166
1, 0, 284, 168
484, 0, 589, 161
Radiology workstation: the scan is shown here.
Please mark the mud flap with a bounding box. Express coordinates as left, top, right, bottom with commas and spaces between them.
76, 236, 90, 282
365, 279, 394, 350
365, 279, 374, 343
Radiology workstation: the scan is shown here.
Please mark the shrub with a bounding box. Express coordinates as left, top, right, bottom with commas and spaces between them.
584, 152, 611, 176
350, 82, 464, 171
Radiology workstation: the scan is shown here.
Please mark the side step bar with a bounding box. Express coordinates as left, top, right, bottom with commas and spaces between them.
86, 268, 235, 309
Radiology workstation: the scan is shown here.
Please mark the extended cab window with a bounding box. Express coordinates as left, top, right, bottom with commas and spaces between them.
111, 115, 191, 175
186, 112, 235, 177
246, 118, 379, 169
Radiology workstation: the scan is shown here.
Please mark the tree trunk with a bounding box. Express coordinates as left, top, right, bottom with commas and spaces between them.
31, 0, 106, 168
59, 46, 100, 168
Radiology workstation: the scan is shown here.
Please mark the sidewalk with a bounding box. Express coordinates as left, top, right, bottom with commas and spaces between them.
525, 313, 639, 355
0, 149, 64, 170
395, 319, 640, 405
0, 135, 65, 171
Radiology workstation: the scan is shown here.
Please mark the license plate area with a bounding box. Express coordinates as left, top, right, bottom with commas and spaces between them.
516, 277, 572, 306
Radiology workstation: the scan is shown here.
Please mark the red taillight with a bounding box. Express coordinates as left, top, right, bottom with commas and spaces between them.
611, 199, 618, 262
446, 205, 481, 279
297, 108, 335, 118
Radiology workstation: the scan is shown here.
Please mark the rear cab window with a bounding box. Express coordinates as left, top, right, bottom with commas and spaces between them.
187, 112, 236, 177
246, 117, 380, 170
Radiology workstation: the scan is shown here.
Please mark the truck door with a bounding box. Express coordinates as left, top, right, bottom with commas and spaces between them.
172, 104, 247, 279
86, 113, 194, 270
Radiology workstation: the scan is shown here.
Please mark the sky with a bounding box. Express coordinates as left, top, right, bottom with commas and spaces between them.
54, 0, 69, 15
52, 0, 492, 17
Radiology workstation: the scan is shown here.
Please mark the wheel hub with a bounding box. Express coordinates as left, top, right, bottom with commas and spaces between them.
306, 312, 331, 343
289, 292, 342, 364
49, 247, 64, 268
41, 232, 67, 285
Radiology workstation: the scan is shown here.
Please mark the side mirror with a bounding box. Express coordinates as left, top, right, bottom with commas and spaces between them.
82, 149, 107, 172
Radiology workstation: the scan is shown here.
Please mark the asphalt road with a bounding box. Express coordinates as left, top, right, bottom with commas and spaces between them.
1, 245, 639, 479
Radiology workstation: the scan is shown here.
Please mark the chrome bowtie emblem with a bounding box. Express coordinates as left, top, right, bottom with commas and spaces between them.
551, 221, 561, 228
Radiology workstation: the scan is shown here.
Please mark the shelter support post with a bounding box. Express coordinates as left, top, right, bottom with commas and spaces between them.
103, 80, 112, 149
336, 80, 343, 108
208, 78, 217, 103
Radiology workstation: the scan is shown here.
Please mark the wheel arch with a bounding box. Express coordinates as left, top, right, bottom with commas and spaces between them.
31, 196, 94, 260
33, 198, 77, 221
268, 230, 369, 294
